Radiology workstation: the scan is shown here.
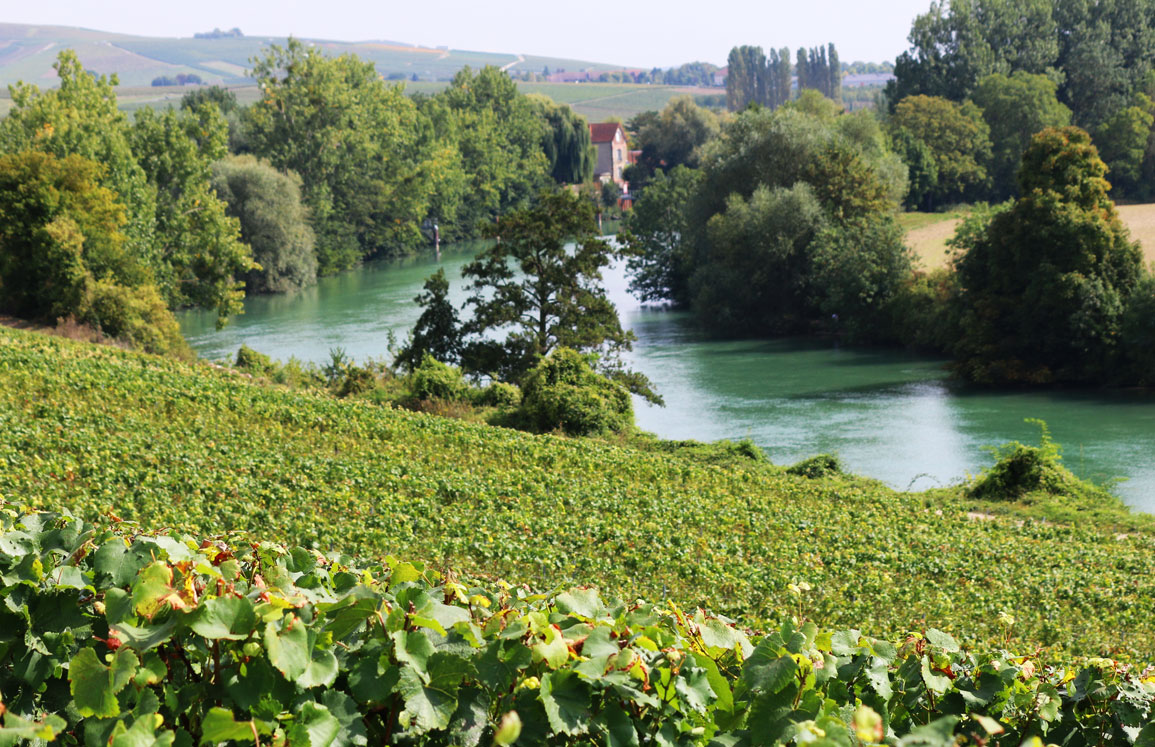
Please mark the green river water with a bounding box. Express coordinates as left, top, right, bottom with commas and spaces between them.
179, 244, 1155, 512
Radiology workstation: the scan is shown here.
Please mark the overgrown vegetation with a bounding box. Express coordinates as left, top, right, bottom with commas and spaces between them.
1, 511, 1151, 746
3, 327, 1154, 661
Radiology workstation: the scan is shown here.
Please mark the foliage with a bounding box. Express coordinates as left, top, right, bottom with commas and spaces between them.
0, 150, 185, 356
235, 344, 274, 374
210, 154, 318, 294
1, 513, 1152, 747
786, 454, 844, 479
130, 105, 253, 322
622, 165, 704, 305
626, 96, 720, 190
1119, 273, 1155, 385
460, 190, 656, 404
397, 268, 463, 372
0, 51, 156, 265
478, 381, 522, 408
971, 72, 1072, 199
517, 347, 633, 436
409, 354, 471, 403
952, 127, 1146, 384
795, 43, 843, 101
969, 420, 1113, 504
3, 327, 1155, 656
427, 66, 550, 240
725, 45, 794, 112
246, 38, 440, 273
528, 95, 595, 185
1093, 96, 1155, 197
891, 95, 992, 208
676, 106, 911, 338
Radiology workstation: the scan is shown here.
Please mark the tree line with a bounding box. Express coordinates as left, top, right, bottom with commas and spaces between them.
620, 90, 1154, 387
725, 43, 842, 111
0, 42, 606, 355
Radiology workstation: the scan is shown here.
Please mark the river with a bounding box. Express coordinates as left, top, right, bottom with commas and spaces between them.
179, 244, 1155, 512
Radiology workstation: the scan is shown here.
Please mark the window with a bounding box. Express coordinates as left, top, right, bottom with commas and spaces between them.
615, 148, 622, 161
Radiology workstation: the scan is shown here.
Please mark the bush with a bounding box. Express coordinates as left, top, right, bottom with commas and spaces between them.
968, 420, 1105, 501
787, 453, 843, 478
478, 380, 521, 408
409, 354, 470, 402
234, 344, 273, 374
84, 279, 188, 357
519, 348, 633, 436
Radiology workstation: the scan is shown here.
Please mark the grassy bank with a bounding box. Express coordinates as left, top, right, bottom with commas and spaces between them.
1, 326, 1153, 658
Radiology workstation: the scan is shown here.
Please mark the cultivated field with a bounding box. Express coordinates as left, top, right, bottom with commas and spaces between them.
901, 205, 1155, 269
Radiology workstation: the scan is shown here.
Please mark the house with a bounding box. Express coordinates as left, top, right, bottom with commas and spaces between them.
589, 122, 631, 191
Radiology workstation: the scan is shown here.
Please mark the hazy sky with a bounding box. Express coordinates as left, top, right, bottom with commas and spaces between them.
7, 0, 931, 68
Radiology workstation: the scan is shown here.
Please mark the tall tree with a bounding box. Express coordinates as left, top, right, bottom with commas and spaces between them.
211, 155, 318, 294
130, 105, 253, 321
890, 95, 992, 207
971, 71, 1072, 199
396, 268, 462, 371
458, 190, 656, 401
528, 95, 595, 184
246, 38, 441, 273
953, 126, 1145, 383
726, 46, 766, 111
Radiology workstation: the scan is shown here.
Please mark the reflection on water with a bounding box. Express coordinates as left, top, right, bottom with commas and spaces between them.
181, 245, 1155, 512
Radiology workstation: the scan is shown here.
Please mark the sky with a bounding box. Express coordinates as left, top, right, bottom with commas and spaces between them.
6, 0, 933, 68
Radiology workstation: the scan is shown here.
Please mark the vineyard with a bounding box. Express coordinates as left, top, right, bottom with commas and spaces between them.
0, 512, 1151, 745
1, 325, 1154, 667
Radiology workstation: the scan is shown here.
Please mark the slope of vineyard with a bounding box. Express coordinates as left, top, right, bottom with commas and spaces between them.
1, 326, 1153, 658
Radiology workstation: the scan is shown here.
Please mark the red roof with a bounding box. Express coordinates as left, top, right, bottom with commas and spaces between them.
589, 122, 623, 143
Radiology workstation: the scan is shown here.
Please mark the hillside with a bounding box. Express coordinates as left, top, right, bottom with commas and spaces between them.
0, 23, 622, 89
2, 325, 1154, 659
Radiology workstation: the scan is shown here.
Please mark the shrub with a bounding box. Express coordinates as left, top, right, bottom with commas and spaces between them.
519, 348, 633, 436
409, 354, 470, 402
84, 279, 188, 357
234, 344, 274, 374
787, 453, 843, 478
969, 420, 1105, 501
478, 380, 522, 408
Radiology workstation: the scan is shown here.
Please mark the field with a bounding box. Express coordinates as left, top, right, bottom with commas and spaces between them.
901, 205, 1155, 269
2, 325, 1154, 659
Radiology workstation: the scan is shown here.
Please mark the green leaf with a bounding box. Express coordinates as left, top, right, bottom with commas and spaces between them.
396, 653, 472, 733
698, 618, 752, 657
298, 646, 339, 689
742, 643, 796, 694
265, 617, 310, 681
898, 716, 959, 747
189, 595, 256, 640
477, 639, 533, 691
133, 562, 185, 619
555, 588, 604, 618
581, 626, 620, 658
675, 664, 716, 713
692, 652, 734, 715
0, 712, 68, 747
866, 656, 893, 699
392, 629, 435, 675
113, 619, 178, 651
1135, 722, 1155, 747
493, 711, 522, 746
531, 624, 568, 669
111, 715, 176, 747
290, 702, 340, 747
70, 646, 139, 718
830, 629, 862, 656
595, 701, 639, 747
540, 670, 590, 737
920, 656, 952, 695
925, 629, 959, 653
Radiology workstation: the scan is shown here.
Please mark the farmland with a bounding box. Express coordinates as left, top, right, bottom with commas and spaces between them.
2, 325, 1153, 660
901, 206, 1155, 270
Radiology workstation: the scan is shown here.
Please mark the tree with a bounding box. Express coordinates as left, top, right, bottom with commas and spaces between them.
952, 126, 1145, 383
0, 150, 184, 354
246, 38, 441, 273
1094, 96, 1155, 197
396, 268, 461, 371
210, 155, 317, 294
517, 347, 633, 436
725, 46, 765, 111
429, 66, 550, 239
971, 72, 1072, 199
622, 166, 703, 305
130, 105, 253, 322
891, 95, 992, 206
458, 190, 658, 402
528, 95, 595, 184
0, 51, 156, 268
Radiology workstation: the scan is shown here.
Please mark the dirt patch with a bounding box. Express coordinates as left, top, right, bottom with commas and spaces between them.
1116, 204, 1155, 265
